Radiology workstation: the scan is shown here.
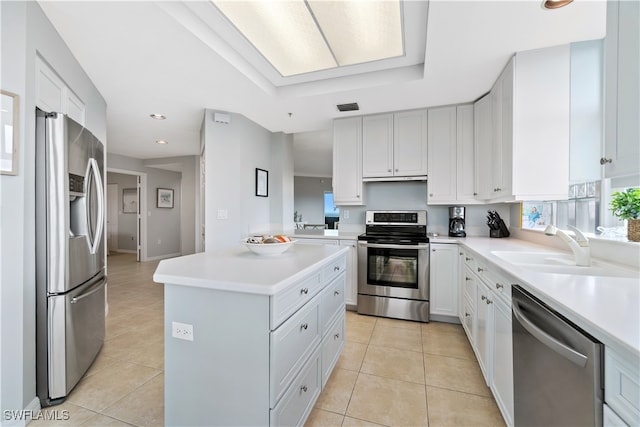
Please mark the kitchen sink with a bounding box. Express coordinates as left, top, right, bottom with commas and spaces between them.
491, 250, 639, 278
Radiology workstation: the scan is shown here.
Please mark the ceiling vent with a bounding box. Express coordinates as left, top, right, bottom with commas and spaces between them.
337, 103, 359, 112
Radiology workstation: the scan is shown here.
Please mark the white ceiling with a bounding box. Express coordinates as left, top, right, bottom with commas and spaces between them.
38, 0, 606, 173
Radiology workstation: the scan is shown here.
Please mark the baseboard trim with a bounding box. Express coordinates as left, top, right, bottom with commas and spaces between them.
0, 397, 42, 426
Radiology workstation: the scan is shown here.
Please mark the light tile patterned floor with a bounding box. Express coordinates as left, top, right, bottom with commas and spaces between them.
30, 253, 505, 426
307, 313, 506, 427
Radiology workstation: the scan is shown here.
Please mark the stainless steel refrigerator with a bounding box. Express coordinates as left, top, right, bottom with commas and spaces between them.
35, 108, 107, 407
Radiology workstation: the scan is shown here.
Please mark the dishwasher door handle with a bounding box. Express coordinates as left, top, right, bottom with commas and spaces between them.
513, 301, 588, 368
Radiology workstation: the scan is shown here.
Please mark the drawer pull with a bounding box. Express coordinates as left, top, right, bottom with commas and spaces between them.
334, 333, 340, 340
300, 385, 308, 393
496, 283, 504, 289
465, 277, 471, 281
477, 267, 484, 272
486, 299, 493, 305
300, 323, 309, 331
465, 257, 472, 261
334, 290, 340, 296
465, 312, 470, 317
481, 295, 486, 301
300, 288, 309, 295
334, 266, 340, 271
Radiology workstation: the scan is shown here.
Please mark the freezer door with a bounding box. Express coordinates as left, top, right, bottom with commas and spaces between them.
48, 275, 106, 399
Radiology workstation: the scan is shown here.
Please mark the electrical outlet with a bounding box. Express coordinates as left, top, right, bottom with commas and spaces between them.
172, 321, 194, 341
217, 209, 228, 220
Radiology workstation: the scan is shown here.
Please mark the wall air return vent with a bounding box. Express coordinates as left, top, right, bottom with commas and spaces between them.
337, 103, 359, 112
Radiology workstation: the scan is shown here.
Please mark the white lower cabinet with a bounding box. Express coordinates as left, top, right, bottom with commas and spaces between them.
429, 243, 459, 321
459, 248, 514, 426
605, 346, 640, 426
604, 403, 629, 427
339, 239, 358, 308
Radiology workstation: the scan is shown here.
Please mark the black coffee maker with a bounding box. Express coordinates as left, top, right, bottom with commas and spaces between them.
449, 206, 466, 237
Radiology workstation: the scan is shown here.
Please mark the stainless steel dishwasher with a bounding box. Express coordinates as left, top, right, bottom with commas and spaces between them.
512, 286, 603, 426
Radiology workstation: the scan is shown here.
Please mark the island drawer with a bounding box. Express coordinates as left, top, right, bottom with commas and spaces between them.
462, 250, 477, 272
271, 271, 322, 329
270, 347, 321, 427
483, 267, 512, 305
319, 273, 345, 333
322, 312, 345, 388
323, 256, 346, 284
270, 296, 321, 407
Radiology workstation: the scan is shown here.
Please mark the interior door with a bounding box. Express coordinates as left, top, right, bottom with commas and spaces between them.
106, 184, 118, 254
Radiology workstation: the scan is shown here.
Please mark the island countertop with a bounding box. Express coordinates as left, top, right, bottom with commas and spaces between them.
153, 243, 348, 296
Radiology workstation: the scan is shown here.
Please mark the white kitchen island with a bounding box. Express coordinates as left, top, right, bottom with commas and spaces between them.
153, 243, 349, 427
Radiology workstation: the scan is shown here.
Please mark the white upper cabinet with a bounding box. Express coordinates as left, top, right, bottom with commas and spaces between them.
362, 114, 394, 178
362, 109, 427, 180
427, 106, 457, 203
474, 45, 571, 202
333, 117, 364, 205
474, 94, 493, 200
36, 56, 86, 126
603, 0, 640, 180
456, 104, 477, 203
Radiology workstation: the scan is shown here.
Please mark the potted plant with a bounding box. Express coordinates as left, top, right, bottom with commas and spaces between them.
609, 188, 640, 242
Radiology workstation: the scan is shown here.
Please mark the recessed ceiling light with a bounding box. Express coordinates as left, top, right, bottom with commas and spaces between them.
150, 113, 166, 120
156, 140, 169, 145
542, 0, 574, 9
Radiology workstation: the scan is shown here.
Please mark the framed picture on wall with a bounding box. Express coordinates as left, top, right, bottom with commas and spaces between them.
157, 188, 174, 208
256, 168, 268, 197
122, 188, 137, 213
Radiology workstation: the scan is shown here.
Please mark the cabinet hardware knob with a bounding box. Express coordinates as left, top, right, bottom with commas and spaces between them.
465, 277, 471, 281
459, 252, 463, 256
465, 257, 472, 261
395, 169, 399, 172
388, 169, 392, 172
334, 266, 340, 271
334, 290, 340, 296
477, 267, 484, 272
465, 312, 470, 317
487, 299, 493, 305
334, 333, 340, 339
600, 157, 613, 165
300, 323, 309, 330
429, 193, 433, 197
496, 283, 503, 289
473, 192, 478, 196
300, 288, 309, 295
481, 295, 486, 301
300, 385, 308, 393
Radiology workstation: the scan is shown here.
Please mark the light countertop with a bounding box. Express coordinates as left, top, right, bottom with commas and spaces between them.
454, 237, 640, 356
153, 243, 348, 296
291, 229, 362, 240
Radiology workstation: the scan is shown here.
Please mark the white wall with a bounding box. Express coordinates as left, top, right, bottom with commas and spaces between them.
294, 176, 333, 224
1, 1, 107, 419
203, 110, 293, 251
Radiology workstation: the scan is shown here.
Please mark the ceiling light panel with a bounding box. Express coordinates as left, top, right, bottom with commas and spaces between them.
308, 1, 404, 66
213, 0, 337, 76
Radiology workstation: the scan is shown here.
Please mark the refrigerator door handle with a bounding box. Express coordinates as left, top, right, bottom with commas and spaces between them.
86, 158, 104, 254
512, 300, 588, 367
70, 277, 106, 304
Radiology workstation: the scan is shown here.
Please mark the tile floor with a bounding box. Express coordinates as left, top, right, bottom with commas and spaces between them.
30, 252, 505, 426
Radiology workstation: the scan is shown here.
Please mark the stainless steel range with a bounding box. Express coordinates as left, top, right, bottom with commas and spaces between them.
357, 210, 430, 322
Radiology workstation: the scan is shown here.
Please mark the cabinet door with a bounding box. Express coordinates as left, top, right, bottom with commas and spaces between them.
491, 297, 513, 427
66, 90, 86, 126
362, 114, 394, 177
394, 109, 428, 176
456, 104, 477, 203
498, 60, 513, 197
604, 0, 640, 179
333, 117, 364, 205
36, 56, 65, 112
475, 281, 492, 383
427, 106, 457, 204
491, 81, 504, 197
474, 94, 493, 200
339, 240, 358, 307
429, 243, 459, 319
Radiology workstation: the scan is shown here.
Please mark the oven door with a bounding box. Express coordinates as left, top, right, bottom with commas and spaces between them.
357, 241, 429, 301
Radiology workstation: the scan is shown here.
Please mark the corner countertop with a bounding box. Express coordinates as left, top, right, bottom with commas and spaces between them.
454, 237, 640, 356
290, 229, 362, 240
153, 243, 348, 296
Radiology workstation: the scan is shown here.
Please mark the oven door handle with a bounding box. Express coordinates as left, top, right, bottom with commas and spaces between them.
358, 242, 429, 251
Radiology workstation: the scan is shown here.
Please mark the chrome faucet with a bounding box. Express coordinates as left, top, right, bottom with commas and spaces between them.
544, 225, 591, 267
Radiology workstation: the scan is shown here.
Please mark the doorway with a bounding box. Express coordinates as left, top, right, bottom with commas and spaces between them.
106, 169, 147, 262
